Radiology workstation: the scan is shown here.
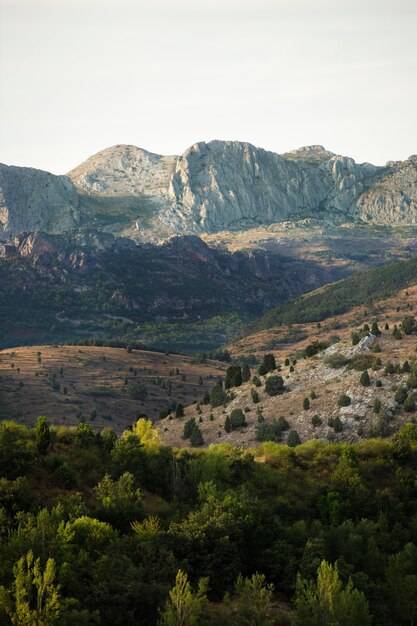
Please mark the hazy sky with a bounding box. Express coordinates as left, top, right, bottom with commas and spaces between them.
0, 0, 416, 173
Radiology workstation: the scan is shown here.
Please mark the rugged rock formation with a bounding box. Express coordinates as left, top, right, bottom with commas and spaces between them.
1, 142, 416, 239
159, 141, 378, 232
67, 144, 176, 198
68, 141, 416, 234
0, 164, 79, 239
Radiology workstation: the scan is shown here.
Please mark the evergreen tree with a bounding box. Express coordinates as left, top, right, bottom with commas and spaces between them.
35, 416, 50, 455
287, 430, 301, 447
190, 426, 204, 447
175, 404, 185, 418
258, 354, 276, 376
338, 394, 351, 407
229, 408, 246, 429
303, 397, 310, 410
403, 394, 415, 412
225, 366, 242, 389
224, 415, 232, 433
210, 381, 227, 407
360, 370, 370, 386
371, 321, 381, 336
183, 418, 197, 439
264, 375, 285, 396
241, 363, 251, 383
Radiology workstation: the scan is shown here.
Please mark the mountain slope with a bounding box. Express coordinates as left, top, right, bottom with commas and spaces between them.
159, 284, 417, 448
246, 254, 417, 332
0, 231, 332, 352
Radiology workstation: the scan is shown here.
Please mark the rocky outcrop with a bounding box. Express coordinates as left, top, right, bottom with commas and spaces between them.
159, 141, 378, 232
67, 141, 416, 234
0, 164, 80, 239
2, 142, 416, 239
354, 156, 417, 224
67, 144, 176, 198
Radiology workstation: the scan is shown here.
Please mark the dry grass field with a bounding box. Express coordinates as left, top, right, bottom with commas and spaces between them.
0, 345, 226, 433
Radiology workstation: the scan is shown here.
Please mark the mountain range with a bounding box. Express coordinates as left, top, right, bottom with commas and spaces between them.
1, 141, 417, 240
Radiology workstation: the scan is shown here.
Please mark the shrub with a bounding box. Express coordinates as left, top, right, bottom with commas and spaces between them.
400, 315, 416, 335
395, 387, 408, 404
338, 394, 351, 407
403, 395, 416, 412
328, 416, 343, 432
324, 353, 349, 369
384, 361, 395, 375
303, 341, 328, 358
287, 430, 301, 447
252, 376, 261, 387
311, 414, 322, 427
351, 332, 360, 346
265, 376, 285, 396
229, 408, 246, 430
374, 398, 382, 414
255, 417, 289, 442
360, 370, 371, 387
375, 380, 382, 388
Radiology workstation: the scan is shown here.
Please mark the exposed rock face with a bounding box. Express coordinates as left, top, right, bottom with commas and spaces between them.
2, 142, 417, 239
67, 144, 176, 198
160, 141, 378, 232
0, 164, 80, 239
67, 141, 416, 234
354, 156, 417, 224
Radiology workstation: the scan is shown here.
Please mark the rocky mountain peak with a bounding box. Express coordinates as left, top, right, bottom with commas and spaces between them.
67, 144, 177, 197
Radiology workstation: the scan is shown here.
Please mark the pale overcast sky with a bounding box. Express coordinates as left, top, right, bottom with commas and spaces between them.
0, 0, 416, 173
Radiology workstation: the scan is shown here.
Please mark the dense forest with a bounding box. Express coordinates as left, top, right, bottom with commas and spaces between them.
0, 417, 416, 625
249, 255, 417, 331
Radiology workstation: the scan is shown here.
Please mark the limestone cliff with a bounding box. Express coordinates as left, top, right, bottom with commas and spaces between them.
0, 164, 79, 239
67, 141, 416, 234
2, 141, 417, 239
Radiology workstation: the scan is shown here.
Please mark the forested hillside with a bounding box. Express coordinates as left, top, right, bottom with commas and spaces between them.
249, 255, 417, 332
0, 417, 416, 625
